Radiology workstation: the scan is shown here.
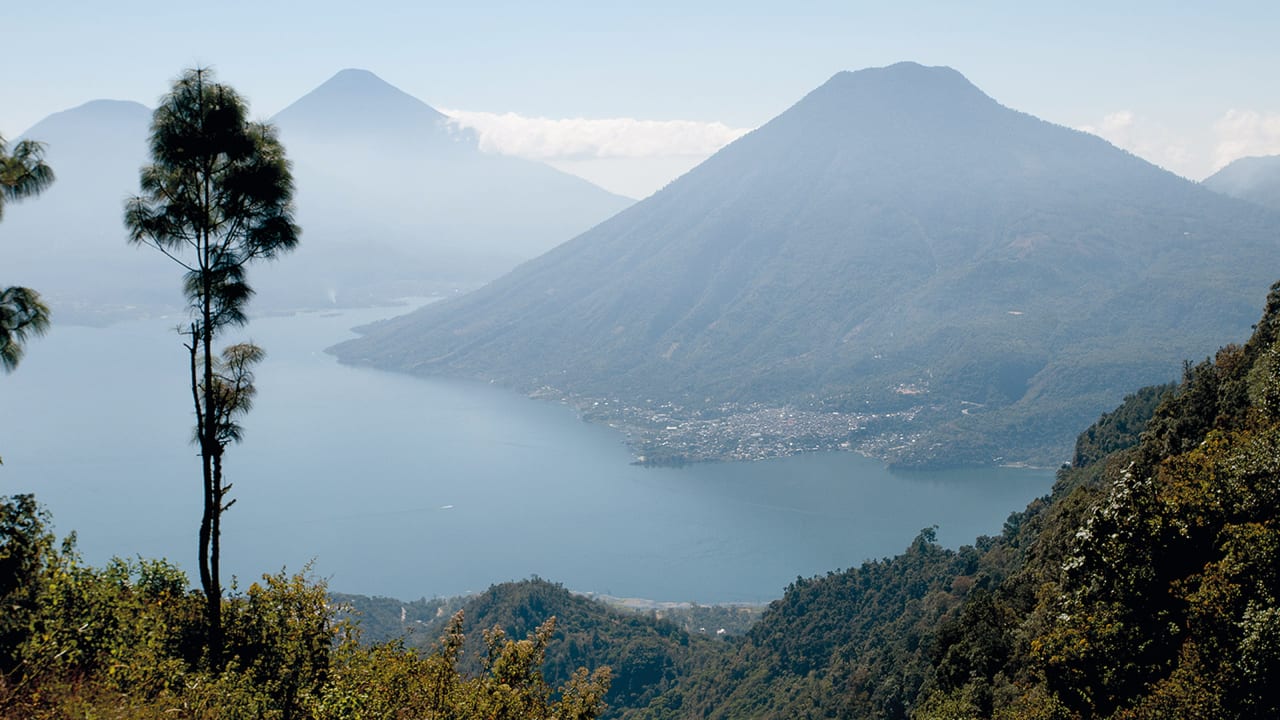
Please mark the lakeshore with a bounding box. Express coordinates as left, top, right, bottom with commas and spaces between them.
2, 304, 1056, 603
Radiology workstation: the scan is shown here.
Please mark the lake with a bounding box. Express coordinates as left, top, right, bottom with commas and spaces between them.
0, 303, 1055, 603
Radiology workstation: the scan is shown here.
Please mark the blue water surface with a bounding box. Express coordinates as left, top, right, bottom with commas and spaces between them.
0, 304, 1054, 602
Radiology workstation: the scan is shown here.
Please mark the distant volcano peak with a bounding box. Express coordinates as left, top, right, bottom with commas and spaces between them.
808, 61, 993, 111
330, 67, 383, 81
21, 99, 151, 139
272, 68, 445, 133
329, 62, 1280, 469
315, 68, 410, 96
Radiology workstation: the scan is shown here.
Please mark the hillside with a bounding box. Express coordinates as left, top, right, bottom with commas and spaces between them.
629, 280, 1280, 719
331, 62, 1280, 468
333, 275, 1280, 720
329, 284, 1280, 720
3, 100, 178, 322
340, 579, 733, 718
1202, 153, 1280, 212
259, 69, 633, 308
5, 284, 1278, 718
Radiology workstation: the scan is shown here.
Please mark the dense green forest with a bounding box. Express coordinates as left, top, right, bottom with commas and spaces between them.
619, 282, 1280, 719
0, 526, 611, 718
342, 281, 1280, 719
5, 282, 1280, 717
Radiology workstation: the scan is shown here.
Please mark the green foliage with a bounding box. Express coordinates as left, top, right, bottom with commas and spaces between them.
0, 512, 611, 719
0, 494, 56, 673
402, 579, 717, 718
624, 281, 1280, 719
0, 286, 50, 374
918, 280, 1280, 719
639, 529, 1011, 720
309, 612, 611, 720
10, 279, 1280, 718
1072, 383, 1174, 467
328, 591, 461, 645
124, 67, 300, 332
641, 603, 763, 638
221, 569, 335, 713
0, 134, 55, 221
124, 66, 302, 665
0, 134, 55, 374
0, 513, 204, 712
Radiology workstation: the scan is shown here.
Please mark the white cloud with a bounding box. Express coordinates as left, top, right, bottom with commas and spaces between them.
1079, 109, 1135, 137
1080, 108, 1280, 179
442, 109, 750, 161
1211, 109, 1280, 171
1078, 110, 1196, 177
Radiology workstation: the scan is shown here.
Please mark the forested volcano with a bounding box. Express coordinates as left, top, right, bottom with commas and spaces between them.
331, 62, 1280, 467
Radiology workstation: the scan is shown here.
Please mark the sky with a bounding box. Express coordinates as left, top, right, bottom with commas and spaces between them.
5, 1, 1280, 197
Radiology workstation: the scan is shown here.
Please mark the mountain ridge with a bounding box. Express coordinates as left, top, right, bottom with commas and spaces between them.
271, 67, 450, 139
1203, 153, 1280, 211
331, 62, 1280, 467
4, 69, 631, 318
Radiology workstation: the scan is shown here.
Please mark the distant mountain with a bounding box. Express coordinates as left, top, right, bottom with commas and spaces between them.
271, 68, 450, 138
331, 62, 1280, 467
1203, 154, 1280, 211
2, 71, 632, 320
256, 69, 633, 308
4, 100, 178, 320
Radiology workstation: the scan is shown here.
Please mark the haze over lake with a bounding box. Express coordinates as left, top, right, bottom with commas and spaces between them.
0, 304, 1053, 603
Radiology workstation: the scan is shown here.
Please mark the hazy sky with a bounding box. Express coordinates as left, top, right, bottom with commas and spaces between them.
5, 1, 1280, 197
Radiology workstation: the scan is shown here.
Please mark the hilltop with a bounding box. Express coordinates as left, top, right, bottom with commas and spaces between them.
1203, 153, 1280, 212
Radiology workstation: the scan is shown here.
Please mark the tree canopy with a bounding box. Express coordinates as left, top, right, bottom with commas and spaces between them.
0, 134, 55, 373
124, 67, 300, 666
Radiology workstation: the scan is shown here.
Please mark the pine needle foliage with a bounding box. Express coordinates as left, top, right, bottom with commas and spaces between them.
124, 67, 300, 667
0, 133, 56, 374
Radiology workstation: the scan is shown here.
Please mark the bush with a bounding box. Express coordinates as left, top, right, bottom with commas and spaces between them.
1, 496, 610, 719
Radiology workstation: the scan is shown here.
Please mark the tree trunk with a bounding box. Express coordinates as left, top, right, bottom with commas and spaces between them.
202, 286, 223, 668
211, 443, 224, 668
189, 324, 217, 665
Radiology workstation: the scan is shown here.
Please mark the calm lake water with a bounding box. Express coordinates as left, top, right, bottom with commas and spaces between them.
0, 304, 1054, 603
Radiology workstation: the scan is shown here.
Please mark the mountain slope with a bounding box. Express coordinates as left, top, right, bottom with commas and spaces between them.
271, 68, 450, 138
636, 283, 1280, 719
4, 100, 177, 321
403, 579, 727, 718
258, 69, 633, 307
1203, 153, 1280, 211
331, 62, 1280, 467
